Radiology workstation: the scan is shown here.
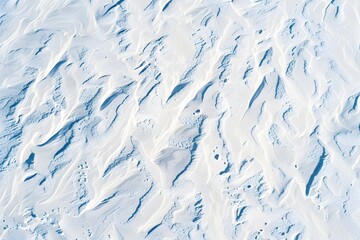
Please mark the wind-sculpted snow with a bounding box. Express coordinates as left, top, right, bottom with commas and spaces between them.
0, 0, 359, 239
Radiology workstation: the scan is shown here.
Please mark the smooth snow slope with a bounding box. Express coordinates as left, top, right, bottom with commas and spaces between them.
0, 0, 359, 239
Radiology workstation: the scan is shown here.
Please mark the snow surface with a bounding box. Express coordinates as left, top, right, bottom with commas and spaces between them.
0, 0, 360, 239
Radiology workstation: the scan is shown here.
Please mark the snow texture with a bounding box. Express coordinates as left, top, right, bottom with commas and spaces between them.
0, 0, 360, 239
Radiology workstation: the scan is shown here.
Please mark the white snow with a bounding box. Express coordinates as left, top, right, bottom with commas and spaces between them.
0, 0, 359, 239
